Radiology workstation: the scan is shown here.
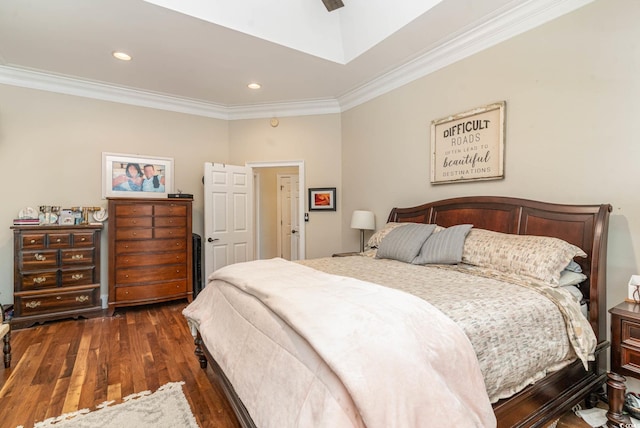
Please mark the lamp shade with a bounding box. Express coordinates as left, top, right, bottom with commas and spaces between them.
350, 210, 375, 230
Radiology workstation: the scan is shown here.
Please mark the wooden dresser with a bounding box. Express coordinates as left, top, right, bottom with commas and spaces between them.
107, 197, 193, 316
11, 224, 103, 329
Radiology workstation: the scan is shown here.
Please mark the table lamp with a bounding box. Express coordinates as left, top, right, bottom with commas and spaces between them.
351, 210, 375, 252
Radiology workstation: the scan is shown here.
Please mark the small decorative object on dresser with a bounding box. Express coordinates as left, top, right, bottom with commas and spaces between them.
107, 197, 193, 316
11, 224, 103, 329
610, 301, 640, 379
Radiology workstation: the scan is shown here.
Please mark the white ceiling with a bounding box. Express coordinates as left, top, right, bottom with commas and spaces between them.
0, 0, 593, 119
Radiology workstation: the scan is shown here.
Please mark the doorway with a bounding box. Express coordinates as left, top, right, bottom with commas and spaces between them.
248, 160, 305, 261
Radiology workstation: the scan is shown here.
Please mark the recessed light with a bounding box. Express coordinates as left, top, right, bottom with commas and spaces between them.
247, 83, 261, 89
112, 51, 132, 61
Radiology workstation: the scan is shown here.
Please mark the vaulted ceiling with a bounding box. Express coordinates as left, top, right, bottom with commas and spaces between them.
0, 0, 593, 119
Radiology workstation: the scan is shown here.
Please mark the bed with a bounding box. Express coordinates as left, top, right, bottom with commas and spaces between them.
184, 196, 613, 427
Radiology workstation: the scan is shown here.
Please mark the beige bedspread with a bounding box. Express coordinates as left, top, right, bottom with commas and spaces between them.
300, 255, 596, 402
185, 258, 496, 427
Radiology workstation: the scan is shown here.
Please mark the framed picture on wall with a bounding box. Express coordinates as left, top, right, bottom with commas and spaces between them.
308, 187, 336, 211
102, 152, 174, 198
430, 101, 506, 184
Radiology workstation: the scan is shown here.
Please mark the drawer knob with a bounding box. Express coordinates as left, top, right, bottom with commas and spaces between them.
56, 238, 61, 243
125, 274, 129, 278
26, 301, 41, 308
133, 232, 136, 236
56, 296, 61, 300
76, 295, 89, 303
33, 276, 47, 284
30, 239, 36, 244
34, 253, 47, 261
81, 237, 86, 241
71, 273, 84, 280
71, 254, 84, 260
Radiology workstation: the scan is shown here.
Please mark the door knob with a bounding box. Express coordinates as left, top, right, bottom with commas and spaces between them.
291, 230, 297, 234
207, 237, 219, 243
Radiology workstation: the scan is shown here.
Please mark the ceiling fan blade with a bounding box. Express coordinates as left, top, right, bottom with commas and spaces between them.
322, 0, 344, 12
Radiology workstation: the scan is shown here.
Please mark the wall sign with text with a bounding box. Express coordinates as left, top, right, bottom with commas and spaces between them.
430, 101, 505, 184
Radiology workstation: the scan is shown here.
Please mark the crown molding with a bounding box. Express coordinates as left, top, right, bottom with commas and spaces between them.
338, 0, 595, 111
0, 0, 593, 119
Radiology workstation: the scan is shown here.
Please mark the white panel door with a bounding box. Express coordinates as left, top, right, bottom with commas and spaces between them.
277, 174, 300, 261
290, 175, 300, 260
204, 163, 253, 280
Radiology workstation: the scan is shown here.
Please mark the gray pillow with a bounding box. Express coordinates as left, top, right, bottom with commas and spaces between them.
375, 223, 437, 263
565, 260, 583, 273
412, 224, 473, 265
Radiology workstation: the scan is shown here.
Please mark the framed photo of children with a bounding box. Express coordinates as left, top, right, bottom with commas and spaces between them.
308, 187, 336, 211
102, 152, 174, 198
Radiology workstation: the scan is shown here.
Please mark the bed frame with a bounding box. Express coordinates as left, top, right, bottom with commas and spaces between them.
194, 196, 613, 428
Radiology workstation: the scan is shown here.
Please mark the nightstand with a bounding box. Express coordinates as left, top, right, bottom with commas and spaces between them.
610, 301, 640, 379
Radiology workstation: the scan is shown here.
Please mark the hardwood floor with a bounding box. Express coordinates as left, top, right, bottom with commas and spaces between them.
0, 301, 239, 428
0, 300, 598, 428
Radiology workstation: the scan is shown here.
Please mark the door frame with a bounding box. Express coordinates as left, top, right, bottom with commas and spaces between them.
247, 160, 306, 260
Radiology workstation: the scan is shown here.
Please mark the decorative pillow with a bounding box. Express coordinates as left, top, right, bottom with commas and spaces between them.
367, 222, 408, 249
462, 228, 587, 285
558, 270, 587, 287
412, 224, 473, 265
565, 260, 583, 273
375, 223, 436, 263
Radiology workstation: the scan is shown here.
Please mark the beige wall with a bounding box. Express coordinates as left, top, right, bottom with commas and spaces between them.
229, 115, 342, 259
341, 0, 640, 311
1, 0, 637, 323
0, 85, 229, 303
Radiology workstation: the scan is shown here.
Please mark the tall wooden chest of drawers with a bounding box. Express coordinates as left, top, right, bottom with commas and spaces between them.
11, 225, 103, 329
107, 197, 193, 316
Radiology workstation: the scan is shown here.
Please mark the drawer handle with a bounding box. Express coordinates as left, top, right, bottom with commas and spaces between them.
26, 301, 41, 308
34, 253, 47, 261
56, 238, 61, 243
81, 237, 86, 241
33, 276, 47, 284
56, 296, 61, 300
30, 239, 36, 244
71, 254, 84, 260
71, 273, 84, 280
76, 295, 89, 303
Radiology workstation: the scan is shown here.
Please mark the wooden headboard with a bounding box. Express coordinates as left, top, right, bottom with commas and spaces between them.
387, 196, 612, 341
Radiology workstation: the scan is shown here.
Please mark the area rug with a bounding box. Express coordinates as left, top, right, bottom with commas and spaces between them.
21, 381, 199, 428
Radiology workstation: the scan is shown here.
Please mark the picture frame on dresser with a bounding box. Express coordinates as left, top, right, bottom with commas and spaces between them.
102, 152, 174, 199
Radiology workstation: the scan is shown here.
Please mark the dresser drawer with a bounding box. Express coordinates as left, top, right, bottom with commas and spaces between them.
154, 227, 186, 239
117, 252, 187, 267
622, 319, 640, 346
115, 204, 153, 217
16, 288, 97, 316
115, 280, 186, 302
21, 250, 58, 270
116, 264, 187, 284
22, 233, 46, 249
61, 268, 95, 286
20, 271, 58, 290
116, 228, 153, 240
116, 217, 153, 228
60, 248, 94, 265
155, 204, 187, 216
48, 233, 71, 248
154, 216, 186, 227
73, 232, 95, 247
621, 344, 640, 375
115, 239, 187, 254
